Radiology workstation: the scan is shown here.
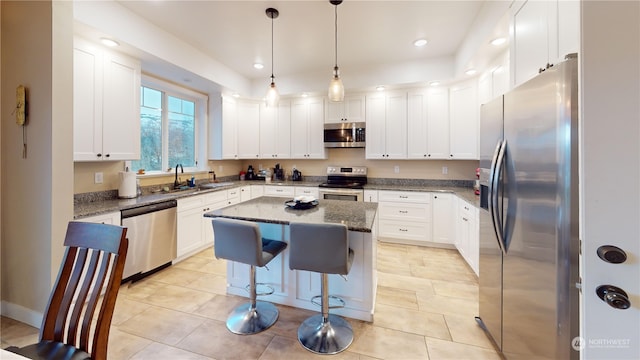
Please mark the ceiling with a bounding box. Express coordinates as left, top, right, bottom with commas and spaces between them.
116, 0, 485, 80
75, 1, 510, 96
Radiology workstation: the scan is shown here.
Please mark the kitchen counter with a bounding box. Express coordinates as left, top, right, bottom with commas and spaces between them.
203, 196, 377, 233
74, 179, 477, 219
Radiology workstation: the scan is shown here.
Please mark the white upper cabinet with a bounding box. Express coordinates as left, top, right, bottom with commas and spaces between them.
365, 92, 407, 159
407, 88, 450, 159
449, 79, 479, 160
324, 95, 365, 123
236, 100, 260, 159
221, 98, 260, 159
221, 96, 238, 159
291, 97, 326, 159
260, 101, 291, 159
510, 0, 579, 87
73, 37, 141, 161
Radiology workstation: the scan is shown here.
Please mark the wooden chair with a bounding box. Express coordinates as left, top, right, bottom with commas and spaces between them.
5, 221, 128, 360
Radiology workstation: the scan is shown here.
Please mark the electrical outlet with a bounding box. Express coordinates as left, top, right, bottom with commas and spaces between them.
94, 172, 103, 184
218, 165, 224, 172
442, 166, 448, 175
394, 165, 400, 174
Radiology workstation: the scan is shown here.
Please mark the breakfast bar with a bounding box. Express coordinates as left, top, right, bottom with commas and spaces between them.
204, 196, 378, 322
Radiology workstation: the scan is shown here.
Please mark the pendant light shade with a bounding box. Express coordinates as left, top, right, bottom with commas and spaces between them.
328, 0, 344, 102
266, 8, 280, 107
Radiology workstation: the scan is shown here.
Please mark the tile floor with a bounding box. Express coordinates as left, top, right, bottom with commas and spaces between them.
1, 242, 500, 359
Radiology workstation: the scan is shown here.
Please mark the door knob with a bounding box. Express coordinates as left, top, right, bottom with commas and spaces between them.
596, 285, 631, 310
597, 245, 627, 264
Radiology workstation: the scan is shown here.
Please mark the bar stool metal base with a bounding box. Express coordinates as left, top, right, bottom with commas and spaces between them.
226, 301, 279, 335
297, 314, 354, 354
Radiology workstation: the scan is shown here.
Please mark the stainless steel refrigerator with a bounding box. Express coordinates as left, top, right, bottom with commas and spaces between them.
476, 54, 580, 359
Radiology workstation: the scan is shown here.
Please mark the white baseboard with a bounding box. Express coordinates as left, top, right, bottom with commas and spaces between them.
1, 300, 43, 328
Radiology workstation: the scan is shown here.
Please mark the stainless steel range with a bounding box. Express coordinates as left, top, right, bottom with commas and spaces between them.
318, 166, 367, 201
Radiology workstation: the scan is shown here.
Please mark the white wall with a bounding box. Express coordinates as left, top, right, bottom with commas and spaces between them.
581, 1, 640, 358
0, 0, 74, 327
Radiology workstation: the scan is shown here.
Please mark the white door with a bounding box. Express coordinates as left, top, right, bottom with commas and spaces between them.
581, 2, 640, 359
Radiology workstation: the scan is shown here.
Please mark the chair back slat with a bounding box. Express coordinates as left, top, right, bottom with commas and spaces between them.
38, 221, 128, 360
80, 252, 112, 351
53, 247, 88, 341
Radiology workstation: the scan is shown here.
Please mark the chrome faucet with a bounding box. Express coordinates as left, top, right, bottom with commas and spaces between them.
174, 164, 184, 188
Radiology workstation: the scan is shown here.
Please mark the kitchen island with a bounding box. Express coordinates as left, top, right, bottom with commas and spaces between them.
204, 196, 378, 322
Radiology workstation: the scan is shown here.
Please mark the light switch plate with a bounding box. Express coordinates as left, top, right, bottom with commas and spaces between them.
95, 172, 103, 184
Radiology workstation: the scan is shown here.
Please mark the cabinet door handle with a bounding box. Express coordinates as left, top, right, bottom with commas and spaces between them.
399, 195, 408, 199
399, 228, 408, 232
97, 153, 102, 158
463, 217, 468, 221
399, 210, 408, 214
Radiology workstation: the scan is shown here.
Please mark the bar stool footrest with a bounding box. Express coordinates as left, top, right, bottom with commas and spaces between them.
310, 294, 346, 309
244, 283, 275, 297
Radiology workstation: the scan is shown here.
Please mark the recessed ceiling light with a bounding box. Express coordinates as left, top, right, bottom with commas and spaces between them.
413, 39, 428, 47
100, 38, 119, 47
253, 63, 264, 70
490, 37, 506, 46
429, 81, 440, 87
301, 93, 308, 98
465, 69, 477, 76
376, 85, 385, 91
232, 93, 240, 98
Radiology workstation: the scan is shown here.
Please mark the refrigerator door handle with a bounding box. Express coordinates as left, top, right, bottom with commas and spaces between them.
490, 140, 507, 254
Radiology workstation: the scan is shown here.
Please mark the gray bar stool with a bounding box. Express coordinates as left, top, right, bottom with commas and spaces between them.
289, 222, 355, 354
212, 217, 287, 335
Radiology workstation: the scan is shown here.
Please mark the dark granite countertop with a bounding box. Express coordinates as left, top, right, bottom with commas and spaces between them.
74, 179, 478, 219
204, 196, 378, 233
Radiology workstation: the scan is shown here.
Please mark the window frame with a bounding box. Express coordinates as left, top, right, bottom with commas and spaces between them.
138, 74, 208, 174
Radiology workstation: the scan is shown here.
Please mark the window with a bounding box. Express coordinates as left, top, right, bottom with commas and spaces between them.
132, 76, 207, 173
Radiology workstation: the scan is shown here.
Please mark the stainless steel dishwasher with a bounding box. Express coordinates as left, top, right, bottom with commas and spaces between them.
121, 200, 177, 281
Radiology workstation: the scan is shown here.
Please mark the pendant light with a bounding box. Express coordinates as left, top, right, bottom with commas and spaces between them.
328, 0, 344, 102
265, 8, 280, 107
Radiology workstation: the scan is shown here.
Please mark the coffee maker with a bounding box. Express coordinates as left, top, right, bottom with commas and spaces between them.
274, 164, 285, 181
246, 165, 255, 180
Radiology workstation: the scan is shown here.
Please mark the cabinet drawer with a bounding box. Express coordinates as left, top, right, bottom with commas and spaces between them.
379, 219, 430, 242
378, 191, 431, 203
379, 202, 431, 222
227, 188, 240, 200
264, 185, 295, 197
204, 191, 228, 205
177, 195, 207, 212
294, 187, 319, 198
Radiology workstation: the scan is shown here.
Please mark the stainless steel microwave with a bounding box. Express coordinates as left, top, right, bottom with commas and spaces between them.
324, 122, 365, 148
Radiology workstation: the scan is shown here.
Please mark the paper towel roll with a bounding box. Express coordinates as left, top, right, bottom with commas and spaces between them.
118, 171, 137, 198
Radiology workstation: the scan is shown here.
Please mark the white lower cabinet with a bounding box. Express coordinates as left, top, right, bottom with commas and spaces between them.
250, 184, 264, 199
77, 211, 121, 225
377, 190, 432, 245
239, 185, 251, 202
363, 190, 378, 203
432, 193, 454, 245
176, 191, 227, 261
455, 198, 479, 276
